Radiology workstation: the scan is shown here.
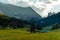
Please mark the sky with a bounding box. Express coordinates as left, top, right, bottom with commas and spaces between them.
0, 0, 60, 17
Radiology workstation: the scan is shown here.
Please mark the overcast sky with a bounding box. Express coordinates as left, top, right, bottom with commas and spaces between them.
0, 0, 60, 17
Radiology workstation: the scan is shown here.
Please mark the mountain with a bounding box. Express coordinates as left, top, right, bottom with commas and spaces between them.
37, 12, 60, 27
0, 2, 41, 20
0, 2, 60, 30
30, 12, 60, 29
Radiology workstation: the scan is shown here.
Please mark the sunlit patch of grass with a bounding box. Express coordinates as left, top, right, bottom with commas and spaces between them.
0, 29, 60, 40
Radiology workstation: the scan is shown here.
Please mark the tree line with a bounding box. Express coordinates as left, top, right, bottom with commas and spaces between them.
0, 14, 60, 33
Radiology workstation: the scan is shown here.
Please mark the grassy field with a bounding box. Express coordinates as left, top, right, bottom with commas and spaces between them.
0, 29, 60, 40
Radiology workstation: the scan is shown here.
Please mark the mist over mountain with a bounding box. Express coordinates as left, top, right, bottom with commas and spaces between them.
0, 2, 41, 20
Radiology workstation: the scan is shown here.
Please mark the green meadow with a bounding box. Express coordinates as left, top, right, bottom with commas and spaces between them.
0, 29, 60, 40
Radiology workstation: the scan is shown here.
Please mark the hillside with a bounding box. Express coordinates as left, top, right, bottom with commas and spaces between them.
33, 12, 60, 28
0, 14, 31, 29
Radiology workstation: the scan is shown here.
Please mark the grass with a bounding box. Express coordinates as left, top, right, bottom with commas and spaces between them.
0, 29, 60, 40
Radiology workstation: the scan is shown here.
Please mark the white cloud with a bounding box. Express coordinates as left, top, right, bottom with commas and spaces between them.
0, 0, 60, 17
7, 0, 20, 4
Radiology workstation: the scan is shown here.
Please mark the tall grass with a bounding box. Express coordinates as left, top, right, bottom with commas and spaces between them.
0, 29, 60, 40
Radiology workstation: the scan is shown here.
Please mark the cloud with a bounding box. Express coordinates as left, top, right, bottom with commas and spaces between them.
0, 0, 60, 17
7, 0, 20, 4
15, 1, 29, 7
